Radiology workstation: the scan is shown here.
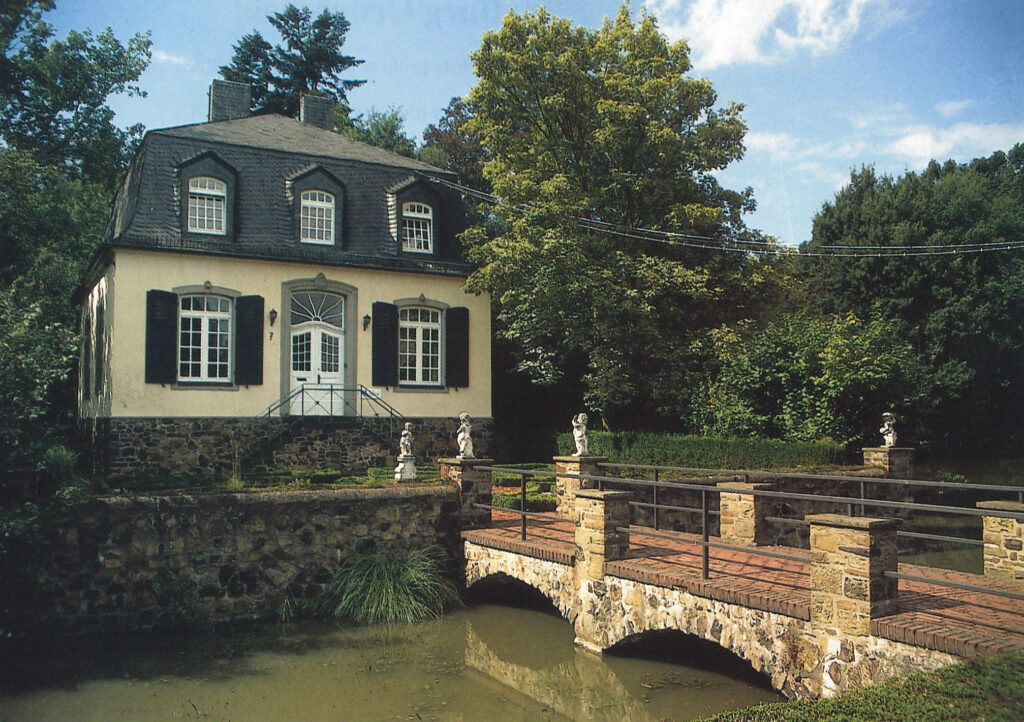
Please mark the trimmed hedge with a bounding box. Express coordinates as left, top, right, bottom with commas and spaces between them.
556, 431, 846, 470
492, 491, 557, 512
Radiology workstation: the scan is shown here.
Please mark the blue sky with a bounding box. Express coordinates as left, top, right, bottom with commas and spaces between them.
49, 1, 1024, 247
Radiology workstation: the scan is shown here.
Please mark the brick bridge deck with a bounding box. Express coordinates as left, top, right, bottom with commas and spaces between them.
463, 511, 1024, 693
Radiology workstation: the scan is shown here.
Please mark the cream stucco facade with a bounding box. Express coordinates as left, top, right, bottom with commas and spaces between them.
85, 247, 491, 420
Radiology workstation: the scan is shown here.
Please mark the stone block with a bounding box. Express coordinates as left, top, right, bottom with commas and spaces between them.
978, 501, 1024, 586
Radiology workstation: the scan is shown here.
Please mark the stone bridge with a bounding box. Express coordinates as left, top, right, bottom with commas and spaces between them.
444, 458, 1024, 699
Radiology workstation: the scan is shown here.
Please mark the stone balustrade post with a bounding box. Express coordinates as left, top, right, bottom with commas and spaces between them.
573, 489, 631, 653
554, 455, 608, 520
717, 481, 774, 547
862, 447, 914, 478
439, 457, 494, 530
808, 514, 900, 637
977, 501, 1024, 586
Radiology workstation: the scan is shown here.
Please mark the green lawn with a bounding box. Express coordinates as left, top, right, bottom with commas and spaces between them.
702, 651, 1024, 721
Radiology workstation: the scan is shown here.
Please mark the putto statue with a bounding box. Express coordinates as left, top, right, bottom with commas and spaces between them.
399, 422, 413, 457
457, 412, 475, 458
394, 422, 416, 480
572, 412, 589, 457
880, 412, 897, 448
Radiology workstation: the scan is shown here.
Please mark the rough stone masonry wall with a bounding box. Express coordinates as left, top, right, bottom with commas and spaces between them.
86, 416, 494, 481
463, 541, 959, 699
43, 486, 460, 635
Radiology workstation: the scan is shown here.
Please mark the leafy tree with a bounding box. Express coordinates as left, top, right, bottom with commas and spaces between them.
339, 106, 415, 157
0, 0, 150, 186
699, 313, 926, 446
798, 147, 1024, 451
422, 97, 490, 193
462, 5, 776, 426
220, 4, 364, 118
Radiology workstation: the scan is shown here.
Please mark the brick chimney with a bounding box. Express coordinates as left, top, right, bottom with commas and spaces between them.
208, 80, 251, 123
299, 94, 335, 131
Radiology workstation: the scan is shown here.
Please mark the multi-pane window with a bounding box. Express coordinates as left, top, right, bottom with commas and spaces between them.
398, 307, 441, 385
321, 334, 340, 373
292, 331, 311, 372
187, 176, 226, 234
178, 295, 231, 382
300, 190, 335, 244
401, 202, 433, 253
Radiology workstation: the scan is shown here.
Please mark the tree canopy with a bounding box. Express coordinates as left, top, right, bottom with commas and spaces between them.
462, 5, 776, 426
0, 0, 150, 186
339, 106, 416, 157
796, 147, 1024, 450
219, 4, 364, 118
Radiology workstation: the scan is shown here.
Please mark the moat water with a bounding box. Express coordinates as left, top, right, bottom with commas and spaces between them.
0, 603, 779, 721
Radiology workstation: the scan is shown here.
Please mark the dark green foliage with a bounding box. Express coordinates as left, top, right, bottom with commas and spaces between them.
219, 4, 364, 118
697, 313, 927, 446
38, 444, 79, 484
316, 548, 461, 625
491, 491, 556, 512
798, 148, 1024, 451
556, 431, 845, 469
0, 1, 150, 186
491, 476, 557, 512
338, 106, 415, 157
421, 97, 490, 194
463, 4, 779, 427
701, 651, 1024, 721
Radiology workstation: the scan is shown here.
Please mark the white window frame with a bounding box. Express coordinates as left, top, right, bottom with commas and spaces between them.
177, 294, 232, 383
187, 176, 227, 235
401, 202, 433, 253
398, 306, 441, 386
300, 190, 335, 245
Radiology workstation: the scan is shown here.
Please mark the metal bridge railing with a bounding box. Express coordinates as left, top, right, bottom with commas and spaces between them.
470, 462, 1024, 603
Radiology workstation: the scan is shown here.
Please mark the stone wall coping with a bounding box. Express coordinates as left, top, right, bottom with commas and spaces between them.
89, 484, 457, 510
437, 457, 495, 466
717, 481, 776, 491
553, 455, 609, 463
805, 513, 901, 530
977, 500, 1024, 512
575, 489, 631, 501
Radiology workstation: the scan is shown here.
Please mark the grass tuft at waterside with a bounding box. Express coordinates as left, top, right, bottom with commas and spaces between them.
557, 431, 847, 470
701, 650, 1024, 721
282, 547, 462, 625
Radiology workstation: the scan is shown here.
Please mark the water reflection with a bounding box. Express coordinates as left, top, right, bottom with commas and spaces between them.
0, 605, 778, 721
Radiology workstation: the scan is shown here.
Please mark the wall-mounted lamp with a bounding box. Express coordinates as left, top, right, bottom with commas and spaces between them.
269, 308, 278, 327
363, 314, 372, 330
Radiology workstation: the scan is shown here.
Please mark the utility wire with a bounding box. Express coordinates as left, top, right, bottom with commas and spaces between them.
425, 175, 1024, 258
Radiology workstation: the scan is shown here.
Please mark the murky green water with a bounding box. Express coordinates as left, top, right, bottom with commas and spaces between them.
0, 604, 778, 721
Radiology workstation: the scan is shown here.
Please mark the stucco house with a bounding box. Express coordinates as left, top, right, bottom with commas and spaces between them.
75, 80, 491, 480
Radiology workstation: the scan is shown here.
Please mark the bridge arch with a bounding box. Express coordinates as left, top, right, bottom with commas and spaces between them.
463, 544, 578, 623
465, 570, 576, 624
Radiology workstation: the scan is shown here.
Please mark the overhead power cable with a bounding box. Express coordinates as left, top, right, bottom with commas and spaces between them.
425, 175, 1024, 258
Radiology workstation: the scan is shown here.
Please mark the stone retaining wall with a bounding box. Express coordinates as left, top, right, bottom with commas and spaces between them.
84, 416, 494, 481
43, 485, 460, 634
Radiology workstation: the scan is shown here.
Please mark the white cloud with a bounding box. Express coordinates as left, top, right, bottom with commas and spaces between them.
934, 99, 973, 119
882, 122, 1024, 167
152, 49, 191, 66
647, 0, 890, 70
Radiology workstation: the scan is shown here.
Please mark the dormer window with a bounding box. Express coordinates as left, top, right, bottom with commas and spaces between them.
402, 202, 433, 253
187, 176, 226, 235
300, 190, 335, 244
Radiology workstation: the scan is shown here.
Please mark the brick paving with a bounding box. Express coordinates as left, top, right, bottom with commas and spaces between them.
464, 511, 1024, 659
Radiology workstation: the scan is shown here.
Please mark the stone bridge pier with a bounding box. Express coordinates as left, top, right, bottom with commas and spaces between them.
464, 484, 962, 698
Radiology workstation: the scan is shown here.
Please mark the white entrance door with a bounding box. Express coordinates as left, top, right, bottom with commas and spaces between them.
289, 292, 345, 415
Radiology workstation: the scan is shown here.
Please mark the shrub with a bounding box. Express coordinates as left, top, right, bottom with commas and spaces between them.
556, 431, 845, 469
492, 491, 557, 512
39, 444, 79, 484
316, 547, 461, 624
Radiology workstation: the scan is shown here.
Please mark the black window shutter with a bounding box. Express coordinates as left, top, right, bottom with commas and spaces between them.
372, 302, 398, 386
235, 295, 264, 385
445, 306, 469, 388
145, 290, 178, 384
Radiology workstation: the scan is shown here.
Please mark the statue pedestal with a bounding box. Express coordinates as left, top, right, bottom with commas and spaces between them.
394, 454, 417, 481
554, 455, 608, 520
862, 447, 914, 478
439, 457, 494, 529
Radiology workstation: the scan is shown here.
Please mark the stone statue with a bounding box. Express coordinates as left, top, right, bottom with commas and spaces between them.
572, 413, 589, 457
399, 422, 413, 457
457, 412, 475, 458
880, 412, 897, 448
394, 422, 416, 480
